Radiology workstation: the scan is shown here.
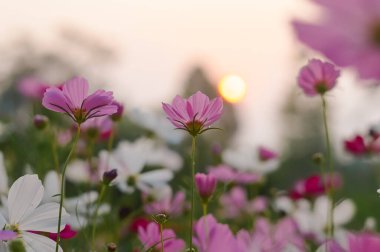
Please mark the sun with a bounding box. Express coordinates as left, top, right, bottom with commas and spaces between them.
218, 75, 248, 103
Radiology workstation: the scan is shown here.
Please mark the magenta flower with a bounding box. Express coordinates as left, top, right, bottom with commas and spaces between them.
208, 165, 261, 185
195, 173, 217, 203
138, 222, 185, 252
258, 146, 278, 161
345, 135, 367, 156
144, 190, 188, 217
236, 218, 305, 252
48, 225, 77, 241
80, 116, 113, 140
110, 101, 124, 121
42, 77, 117, 124
162, 91, 223, 136
298, 59, 340, 96
293, 0, 380, 80
18, 76, 50, 100
193, 215, 238, 252
321, 232, 380, 252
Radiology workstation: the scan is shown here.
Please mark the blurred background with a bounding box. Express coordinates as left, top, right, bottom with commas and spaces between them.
1, 0, 380, 238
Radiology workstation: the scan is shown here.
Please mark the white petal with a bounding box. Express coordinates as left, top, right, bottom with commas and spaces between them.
0, 242, 7, 252
19, 203, 68, 233
66, 160, 91, 183
117, 182, 134, 194
139, 170, 173, 186
22, 232, 62, 252
0, 212, 6, 228
64, 191, 98, 214
115, 140, 147, 174
0, 152, 8, 195
7, 175, 43, 224
334, 199, 355, 226
42, 171, 60, 203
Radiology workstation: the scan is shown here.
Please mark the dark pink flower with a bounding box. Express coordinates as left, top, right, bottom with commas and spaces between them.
321, 232, 380, 252
48, 225, 77, 241
208, 165, 261, 185
144, 191, 188, 217
195, 173, 217, 202
289, 174, 342, 200
345, 135, 367, 155
129, 217, 150, 234
162, 91, 223, 136
193, 215, 238, 252
293, 0, 380, 80
0, 230, 17, 241
18, 77, 50, 99
110, 101, 124, 121
258, 146, 278, 161
80, 116, 113, 140
298, 59, 340, 96
42, 77, 117, 124
138, 222, 185, 252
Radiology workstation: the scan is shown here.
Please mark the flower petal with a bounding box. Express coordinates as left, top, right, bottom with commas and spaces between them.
8, 175, 44, 225
42, 87, 72, 114
22, 231, 62, 252
62, 77, 89, 108
19, 203, 68, 233
0, 152, 8, 195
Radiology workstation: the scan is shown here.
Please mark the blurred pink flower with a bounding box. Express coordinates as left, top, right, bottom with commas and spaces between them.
162, 91, 223, 136
18, 77, 50, 99
321, 232, 380, 252
193, 214, 238, 252
293, 0, 380, 80
144, 190, 187, 217
138, 222, 185, 252
48, 225, 77, 241
110, 101, 124, 121
42, 77, 117, 124
80, 116, 113, 140
289, 174, 342, 200
236, 218, 305, 252
195, 173, 217, 202
258, 146, 278, 161
345, 135, 367, 156
297, 59, 340, 96
208, 165, 261, 185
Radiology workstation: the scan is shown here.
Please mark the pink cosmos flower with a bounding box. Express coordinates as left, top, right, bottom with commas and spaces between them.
193, 215, 238, 252
162, 91, 223, 136
236, 218, 305, 252
345, 135, 367, 156
289, 174, 342, 200
110, 101, 124, 121
293, 0, 380, 80
144, 190, 188, 218
208, 164, 261, 185
321, 232, 380, 252
138, 222, 185, 252
42, 77, 117, 124
195, 173, 217, 202
48, 225, 77, 241
298, 59, 340, 96
18, 76, 50, 100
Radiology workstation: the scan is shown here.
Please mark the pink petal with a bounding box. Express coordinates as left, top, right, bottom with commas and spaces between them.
62, 77, 89, 108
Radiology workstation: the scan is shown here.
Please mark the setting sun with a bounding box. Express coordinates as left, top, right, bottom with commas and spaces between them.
218, 75, 248, 103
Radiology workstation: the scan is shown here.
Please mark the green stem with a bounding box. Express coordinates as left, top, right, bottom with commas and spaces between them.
91, 184, 107, 250
55, 125, 81, 252
321, 95, 335, 238
188, 136, 197, 251
160, 223, 164, 252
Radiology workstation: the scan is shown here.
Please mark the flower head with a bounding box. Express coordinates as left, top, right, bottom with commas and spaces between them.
162, 91, 223, 136
42, 77, 117, 124
195, 173, 217, 203
293, 0, 380, 80
298, 59, 340, 96
18, 76, 50, 100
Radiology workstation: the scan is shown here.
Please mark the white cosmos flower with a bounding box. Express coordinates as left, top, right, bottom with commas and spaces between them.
0, 174, 69, 252
292, 196, 355, 242
0, 152, 8, 195
110, 138, 174, 194
43, 171, 110, 230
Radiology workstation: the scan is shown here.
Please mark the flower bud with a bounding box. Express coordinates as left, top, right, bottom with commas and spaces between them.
111, 101, 124, 121
195, 173, 217, 203
312, 152, 324, 165
33, 114, 49, 130
107, 242, 117, 252
103, 169, 118, 185
152, 213, 169, 225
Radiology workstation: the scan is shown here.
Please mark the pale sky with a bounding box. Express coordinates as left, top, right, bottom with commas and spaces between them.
1, 0, 379, 156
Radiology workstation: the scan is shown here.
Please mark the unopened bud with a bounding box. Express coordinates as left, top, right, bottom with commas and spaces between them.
111, 101, 124, 121
33, 114, 49, 130
312, 153, 324, 165
103, 169, 118, 185
107, 242, 117, 252
152, 213, 168, 225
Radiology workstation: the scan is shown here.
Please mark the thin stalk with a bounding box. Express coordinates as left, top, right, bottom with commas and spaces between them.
188, 136, 197, 251
55, 125, 81, 252
91, 184, 107, 250
159, 223, 164, 252
321, 95, 335, 238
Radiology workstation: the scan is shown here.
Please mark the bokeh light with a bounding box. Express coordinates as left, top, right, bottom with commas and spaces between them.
218, 75, 248, 103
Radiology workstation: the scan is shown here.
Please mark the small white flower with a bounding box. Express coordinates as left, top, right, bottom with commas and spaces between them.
0, 174, 69, 252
